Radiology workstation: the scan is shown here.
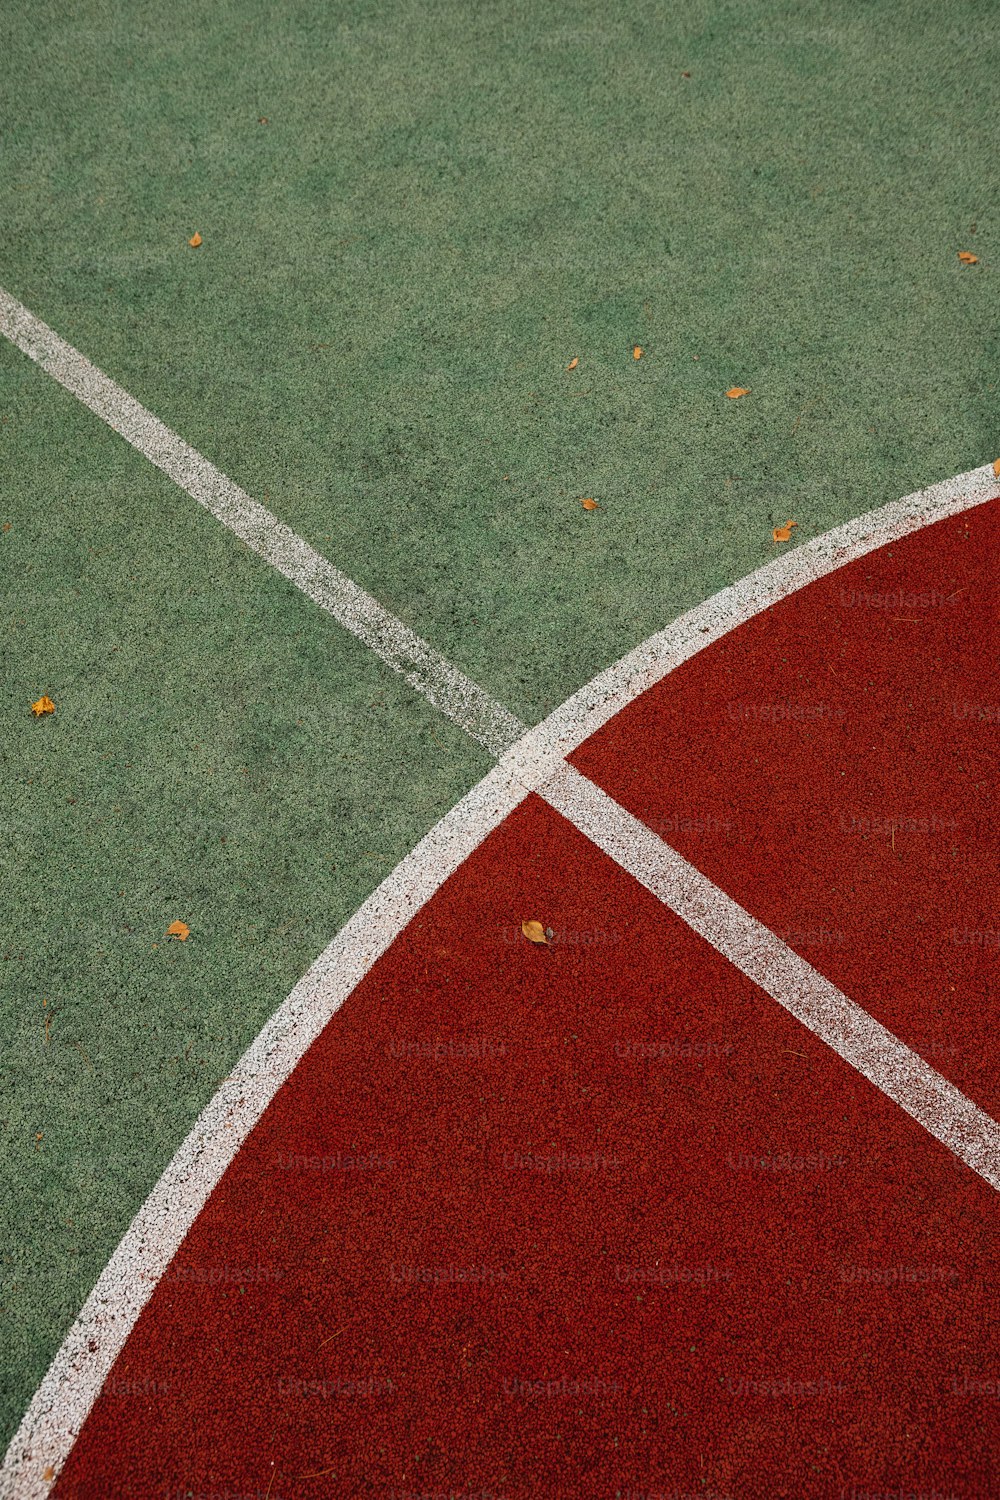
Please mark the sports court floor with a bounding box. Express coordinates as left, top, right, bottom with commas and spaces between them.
1, 3, 997, 1496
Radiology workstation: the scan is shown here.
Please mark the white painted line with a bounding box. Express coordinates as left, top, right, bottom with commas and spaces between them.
3, 473, 998, 1496
0, 762, 529, 1500
3, 285, 992, 777
3, 289, 998, 1493
0, 287, 525, 759
540, 762, 1000, 1190
504, 461, 999, 777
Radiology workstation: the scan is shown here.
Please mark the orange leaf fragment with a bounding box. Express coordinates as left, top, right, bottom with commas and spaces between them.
42, 1469, 55, 1483
773, 520, 798, 542
992, 457, 1000, 477
521, 920, 550, 946
31, 695, 55, 716
580, 497, 599, 510
957, 251, 978, 264
188, 232, 203, 248
726, 387, 750, 399
566, 357, 579, 371
633, 346, 643, 360
166, 920, 191, 941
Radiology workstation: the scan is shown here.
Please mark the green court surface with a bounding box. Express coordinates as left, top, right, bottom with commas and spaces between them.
1, 0, 997, 1457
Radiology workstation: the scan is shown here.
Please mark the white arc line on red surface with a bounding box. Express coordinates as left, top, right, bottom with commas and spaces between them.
2, 286, 997, 1497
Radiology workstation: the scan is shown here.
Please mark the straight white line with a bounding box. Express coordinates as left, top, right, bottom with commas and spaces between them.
3, 285, 993, 777
2, 290, 997, 1496
540, 762, 1000, 1189
8, 736, 998, 1500
0, 287, 526, 759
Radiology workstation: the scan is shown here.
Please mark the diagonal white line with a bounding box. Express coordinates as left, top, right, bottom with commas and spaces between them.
0, 287, 526, 758
2, 289, 997, 1497
540, 762, 1000, 1190
1, 284, 996, 1183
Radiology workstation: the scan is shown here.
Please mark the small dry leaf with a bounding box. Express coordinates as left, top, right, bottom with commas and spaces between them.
258, 116, 269, 125
681, 71, 691, 78
42, 1468, 55, 1483
580, 497, 599, 511
566, 357, 579, 371
188, 232, 203, 248
773, 520, 798, 542
957, 251, 978, 264
166, 920, 191, 941
993, 457, 1000, 477
633, 346, 643, 360
726, 387, 750, 399
2, 522, 10, 532
31, 695, 55, 717
521, 920, 550, 946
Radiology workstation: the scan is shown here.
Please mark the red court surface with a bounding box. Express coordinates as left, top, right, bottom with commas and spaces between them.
573, 497, 1000, 1116
49, 500, 999, 1499
55, 804, 996, 1498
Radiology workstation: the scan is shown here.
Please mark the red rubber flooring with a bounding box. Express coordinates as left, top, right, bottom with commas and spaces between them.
573, 496, 1000, 1116
55, 797, 997, 1497
51, 498, 999, 1498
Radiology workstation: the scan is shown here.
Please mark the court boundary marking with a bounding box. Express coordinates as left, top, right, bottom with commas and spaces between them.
1, 290, 998, 1496
0, 288, 525, 758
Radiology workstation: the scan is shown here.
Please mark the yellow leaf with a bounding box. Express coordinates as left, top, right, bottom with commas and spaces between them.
580, 497, 599, 510
188, 232, 203, 248
166, 920, 191, 941
957, 251, 978, 264
726, 387, 750, 399
773, 520, 798, 542
566, 357, 579, 370
42, 1468, 55, 1483
992, 457, 1000, 477
633, 346, 643, 360
521, 919, 550, 946
31, 695, 55, 716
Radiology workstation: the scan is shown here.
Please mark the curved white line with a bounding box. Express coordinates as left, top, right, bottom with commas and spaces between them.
1, 446, 996, 1493
503, 461, 999, 783
3, 460, 997, 1496
0, 764, 530, 1498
